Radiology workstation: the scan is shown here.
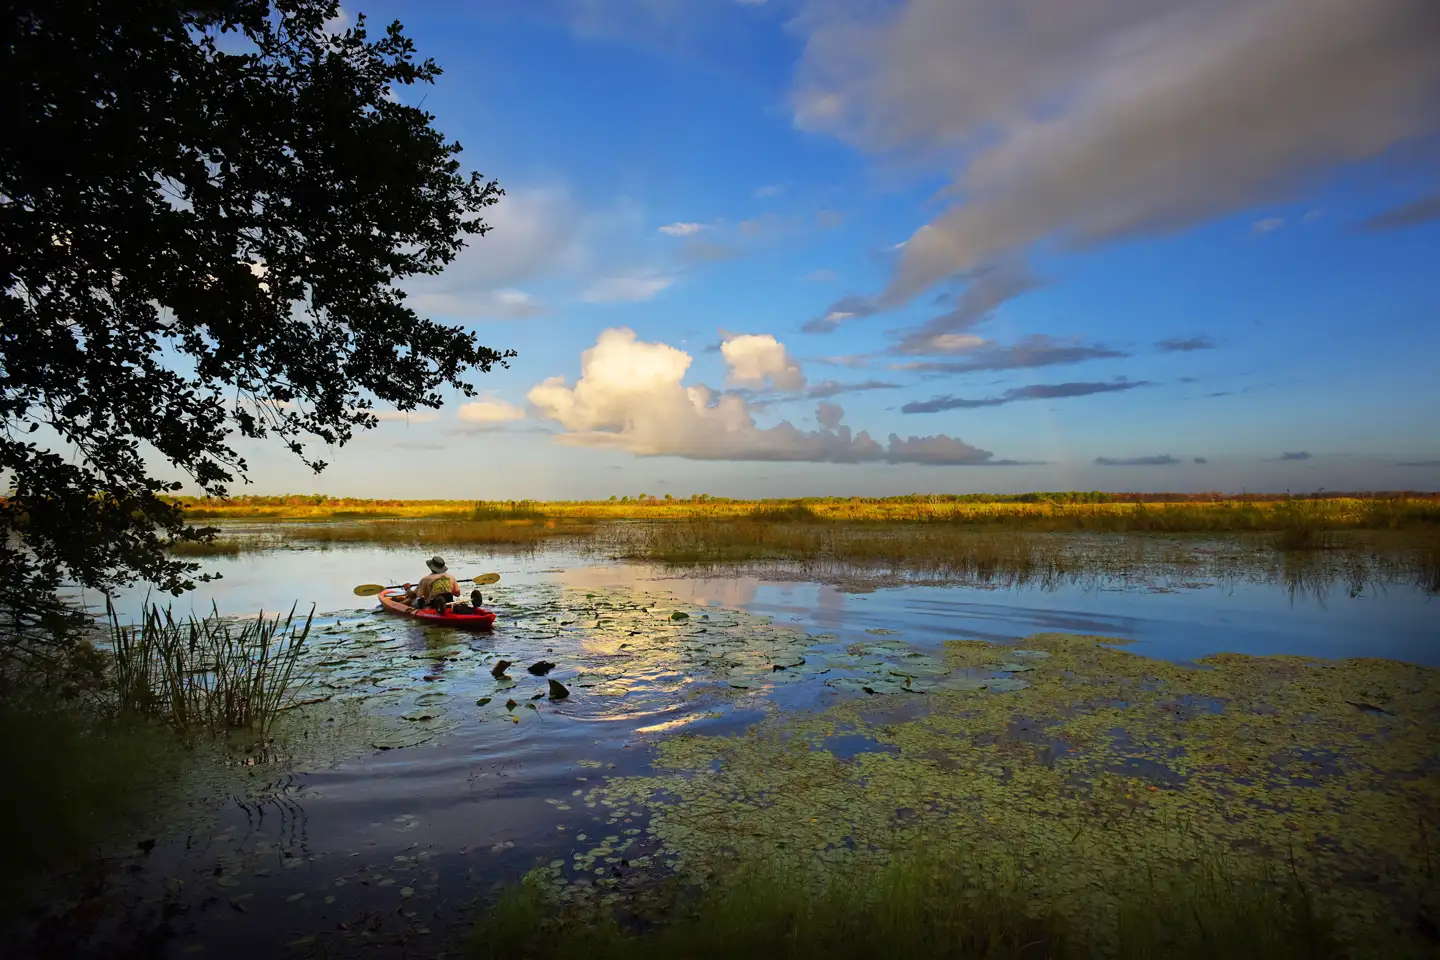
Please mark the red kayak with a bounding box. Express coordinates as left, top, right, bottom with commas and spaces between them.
377, 588, 496, 630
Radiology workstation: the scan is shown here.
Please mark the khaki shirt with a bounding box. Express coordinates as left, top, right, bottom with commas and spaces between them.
417, 571, 458, 601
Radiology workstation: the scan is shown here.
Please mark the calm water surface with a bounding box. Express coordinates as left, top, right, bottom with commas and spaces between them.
47, 541, 1437, 958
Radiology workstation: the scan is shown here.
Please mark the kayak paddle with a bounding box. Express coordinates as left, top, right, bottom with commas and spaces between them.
353, 572, 501, 597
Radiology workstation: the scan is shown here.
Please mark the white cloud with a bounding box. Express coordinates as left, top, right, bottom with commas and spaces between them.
527, 328, 1000, 465
793, 0, 1440, 307
721, 334, 806, 391
658, 222, 706, 236
457, 399, 526, 424
754, 183, 786, 199
582, 273, 675, 302
1252, 217, 1285, 234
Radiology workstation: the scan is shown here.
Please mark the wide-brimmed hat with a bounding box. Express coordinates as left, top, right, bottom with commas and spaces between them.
425, 555, 448, 573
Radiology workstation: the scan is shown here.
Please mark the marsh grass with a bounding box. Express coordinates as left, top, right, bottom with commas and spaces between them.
747, 502, 824, 523
292, 518, 595, 547
613, 521, 1070, 581
173, 493, 1440, 531
470, 852, 1344, 960
471, 500, 549, 521
108, 600, 312, 737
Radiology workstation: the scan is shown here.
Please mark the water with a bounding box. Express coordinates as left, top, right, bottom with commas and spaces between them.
37, 540, 1439, 957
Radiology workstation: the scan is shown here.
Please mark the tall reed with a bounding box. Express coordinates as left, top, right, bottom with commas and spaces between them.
107, 600, 313, 737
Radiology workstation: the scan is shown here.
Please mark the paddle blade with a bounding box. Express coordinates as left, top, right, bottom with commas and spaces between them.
353, 583, 387, 597
472, 573, 501, 586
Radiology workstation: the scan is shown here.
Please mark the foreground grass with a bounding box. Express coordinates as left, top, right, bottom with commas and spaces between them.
471, 853, 1347, 960
0, 695, 185, 913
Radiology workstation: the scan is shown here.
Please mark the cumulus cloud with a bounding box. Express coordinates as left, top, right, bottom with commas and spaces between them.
1156, 335, 1217, 353
457, 399, 527, 424
1094, 454, 1181, 466
791, 0, 1440, 307
1279, 450, 1313, 461
658, 222, 706, 236
722, 334, 807, 391
582, 273, 675, 302
889, 262, 1043, 354
902, 379, 1149, 413
527, 328, 1005, 465
895, 335, 1127, 374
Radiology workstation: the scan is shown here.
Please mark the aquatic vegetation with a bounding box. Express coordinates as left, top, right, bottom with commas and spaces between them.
109, 600, 313, 736
473, 850, 1343, 960
167, 517, 598, 554
546, 632, 1439, 955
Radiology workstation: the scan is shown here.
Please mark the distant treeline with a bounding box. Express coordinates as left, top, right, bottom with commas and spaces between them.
167, 490, 1440, 508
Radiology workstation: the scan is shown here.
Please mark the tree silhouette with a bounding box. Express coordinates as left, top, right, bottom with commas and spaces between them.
2, 1, 509, 625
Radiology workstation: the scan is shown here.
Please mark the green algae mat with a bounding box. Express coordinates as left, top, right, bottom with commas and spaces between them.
537, 632, 1440, 953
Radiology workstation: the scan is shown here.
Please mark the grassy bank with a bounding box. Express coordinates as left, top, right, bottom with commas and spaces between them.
473, 852, 1345, 960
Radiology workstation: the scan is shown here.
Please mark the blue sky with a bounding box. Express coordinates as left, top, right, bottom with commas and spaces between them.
225, 0, 1440, 499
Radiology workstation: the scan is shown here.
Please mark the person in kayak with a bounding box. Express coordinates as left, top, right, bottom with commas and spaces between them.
405, 556, 459, 612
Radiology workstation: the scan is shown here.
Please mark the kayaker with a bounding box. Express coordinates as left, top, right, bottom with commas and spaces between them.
405, 555, 459, 612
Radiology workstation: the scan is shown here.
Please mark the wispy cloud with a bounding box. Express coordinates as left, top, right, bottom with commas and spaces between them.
806, 379, 901, 400
581, 273, 675, 302
1252, 217, 1285, 234
902, 379, 1149, 413
1094, 454, 1181, 466
889, 262, 1043, 355
457, 399, 526, 425
680, 240, 744, 262
754, 183, 786, 199
1359, 191, 1440, 231
658, 221, 706, 236
367, 409, 439, 423
894, 335, 1127, 374
791, 0, 1440, 309
1279, 450, 1313, 461
1156, 335, 1217, 353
